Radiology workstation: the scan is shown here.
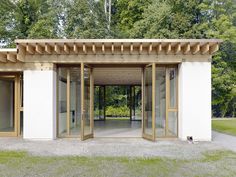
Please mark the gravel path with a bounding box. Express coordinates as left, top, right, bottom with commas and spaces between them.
0, 131, 235, 159
212, 131, 236, 152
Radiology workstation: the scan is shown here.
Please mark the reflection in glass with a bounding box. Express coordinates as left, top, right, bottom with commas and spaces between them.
169, 68, 177, 108
58, 68, 68, 136
167, 111, 177, 136
70, 67, 81, 136
94, 86, 105, 120
58, 67, 81, 137
155, 67, 166, 137
132, 86, 142, 120
144, 66, 152, 135
83, 67, 91, 135
0, 78, 14, 132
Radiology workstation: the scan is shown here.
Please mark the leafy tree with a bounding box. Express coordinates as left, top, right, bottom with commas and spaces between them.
64, 0, 111, 38
0, 0, 62, 47
199, 0, 236, 117
130, 0, 204, 38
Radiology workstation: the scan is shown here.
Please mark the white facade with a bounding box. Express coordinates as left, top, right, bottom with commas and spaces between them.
0, 39, 219, 141
178, 62, 212, 141
23, 70, 57, 140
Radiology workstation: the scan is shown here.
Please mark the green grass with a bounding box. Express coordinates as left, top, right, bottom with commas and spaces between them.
0, 150, 236, 177
212, 119, 236, 136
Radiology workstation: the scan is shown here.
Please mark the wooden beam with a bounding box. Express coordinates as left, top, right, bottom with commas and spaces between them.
139, 43, 143, 54
157, 43, 162, 54
121, 43, 124, 54
0, 54, 7, 62
192, 43, 200, 55
183, 43, 190, 54
82, 44, 87, 54
64, 44, 70, 54
92, 44, 96, 54
130, 44, 133, 54
73, 43, 79, 54
111, 43, 114, 55
26, 43, 34, 54
16, 44, 25, 62
174, 43, 181, 54
45, 43, 52, 54
209, 43, 219, 54
7, 53, 16, 62
201, 43, 209, 54
35, 43, 43, 54
102, 43, 105, 54
148, 43, 152, 54
54, 43, 61, 54
166, 43, 171, 54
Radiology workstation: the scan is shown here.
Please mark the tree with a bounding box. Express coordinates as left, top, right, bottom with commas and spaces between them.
64, 0, 111, 38
0, 0, 61, 47
130, 0, 204, 38
199, 0, 236, 117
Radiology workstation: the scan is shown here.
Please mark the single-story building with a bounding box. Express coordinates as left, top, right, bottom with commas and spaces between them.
0, 39, 222, 141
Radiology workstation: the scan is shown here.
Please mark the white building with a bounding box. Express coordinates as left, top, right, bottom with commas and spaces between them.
0, 39, 221, 141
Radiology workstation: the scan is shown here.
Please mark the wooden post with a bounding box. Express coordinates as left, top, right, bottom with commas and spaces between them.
66, 69, 70, 136
104, 86, 106, 121
133, 86, 136, 119
130, 85, 132, 121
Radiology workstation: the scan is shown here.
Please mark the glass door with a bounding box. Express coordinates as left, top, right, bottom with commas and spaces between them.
166, 67, 178, 137
81, 63, 94, 140
155, 66, 178, 138
142, 63, 155, 141
0, 74, 20, 137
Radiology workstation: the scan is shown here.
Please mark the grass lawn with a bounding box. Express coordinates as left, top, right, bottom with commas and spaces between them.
0, 150, 236, 177
212, 119, 236, 136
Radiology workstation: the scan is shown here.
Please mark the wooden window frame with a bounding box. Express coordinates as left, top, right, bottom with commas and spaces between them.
0, 73, 21, 137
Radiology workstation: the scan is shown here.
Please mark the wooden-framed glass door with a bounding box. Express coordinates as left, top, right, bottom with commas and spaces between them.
57, 66, 82, 138
81, 63, 94, 140
155, 65, 178, 138
0, 74, 20, 137
142, 63, 155, 141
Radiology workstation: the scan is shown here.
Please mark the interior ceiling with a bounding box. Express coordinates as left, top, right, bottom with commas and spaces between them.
93, 67, 142, 85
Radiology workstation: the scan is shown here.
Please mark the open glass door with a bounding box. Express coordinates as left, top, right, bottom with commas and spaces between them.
142, 63, 155, 141
81, 63, 94, 140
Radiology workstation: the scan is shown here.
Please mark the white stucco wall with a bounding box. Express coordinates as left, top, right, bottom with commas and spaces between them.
23, 70, 56, 140
178, 62, 211, 141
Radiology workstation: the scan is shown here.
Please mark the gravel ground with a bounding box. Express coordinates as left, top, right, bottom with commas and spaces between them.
0, 131, 234, 159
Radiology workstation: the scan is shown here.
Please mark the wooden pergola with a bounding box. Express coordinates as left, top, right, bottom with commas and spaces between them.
0, 39, 221, 63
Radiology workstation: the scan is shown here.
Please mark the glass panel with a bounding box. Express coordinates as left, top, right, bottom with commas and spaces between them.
131, 86, 142, 120
84, 67, 91, 135
94, 86, 105, 120
155, 67, 166, 137
167, 111, 177, 136
58, 68, 67, 136
144, 66, 153, 135
0, 78, 15, 132
70, 67, 81, 136
169, 68, 177, 108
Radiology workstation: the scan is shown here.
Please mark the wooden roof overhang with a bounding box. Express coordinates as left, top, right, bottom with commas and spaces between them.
0, 39, 223, 64
0, 48, 17, 63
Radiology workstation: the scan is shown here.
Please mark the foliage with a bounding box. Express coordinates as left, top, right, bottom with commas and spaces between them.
106, 105, 130, 117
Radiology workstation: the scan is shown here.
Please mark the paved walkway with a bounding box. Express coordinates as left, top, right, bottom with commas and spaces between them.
212, 131, 236, 152
0, 131, 235, 158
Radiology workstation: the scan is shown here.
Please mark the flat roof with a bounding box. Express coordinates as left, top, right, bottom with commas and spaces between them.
0, 39, 223, 63
15, 38, 223, 44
